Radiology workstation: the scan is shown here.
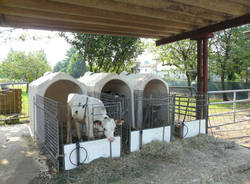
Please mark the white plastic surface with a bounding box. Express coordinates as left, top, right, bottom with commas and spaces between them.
64, 137, 120, 170
163, 126, 171, 143
142, 127, 163, 145
130, 131, 140, 152
183, 119, 206, 138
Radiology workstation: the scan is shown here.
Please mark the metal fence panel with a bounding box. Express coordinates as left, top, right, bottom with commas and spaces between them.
34, 95, 60, 170
208, 89, 250, 148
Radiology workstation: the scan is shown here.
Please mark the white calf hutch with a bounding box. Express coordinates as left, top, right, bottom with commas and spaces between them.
29, 72, 87, 141
29, 72, 206, 171
78, 72, 135, 127
120, 73, 169, 130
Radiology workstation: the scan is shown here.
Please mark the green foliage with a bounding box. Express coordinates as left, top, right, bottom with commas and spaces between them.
154, 39, 197, 86
60, 33, 143, 75
210, 25, 250, 82
0, 50, 51, 82
209, 25, 250, 100
53, 47, 83, 78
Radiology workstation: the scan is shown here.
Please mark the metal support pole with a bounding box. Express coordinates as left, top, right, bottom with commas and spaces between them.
203, 38, 208, 118
170, 95, 176, 141
203, 38, 209, 133
197, 40, 203, 94
233, 92, 236, 123
196, 39, 203, 119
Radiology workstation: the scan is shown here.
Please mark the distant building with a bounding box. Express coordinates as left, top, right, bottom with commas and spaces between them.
137, 56, 186, 80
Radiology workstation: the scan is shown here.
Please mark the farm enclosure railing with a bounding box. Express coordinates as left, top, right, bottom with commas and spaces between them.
208, 89, 250, 148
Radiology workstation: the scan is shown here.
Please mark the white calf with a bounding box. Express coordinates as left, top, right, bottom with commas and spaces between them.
67, 94, 122, 143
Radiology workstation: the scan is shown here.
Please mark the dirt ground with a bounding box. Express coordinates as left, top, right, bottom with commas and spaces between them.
0, 123, 50, 184
209, 111, 250, 148
1, 124, 250, 184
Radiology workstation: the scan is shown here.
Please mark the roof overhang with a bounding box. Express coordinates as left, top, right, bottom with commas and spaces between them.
0, 0, 249, 44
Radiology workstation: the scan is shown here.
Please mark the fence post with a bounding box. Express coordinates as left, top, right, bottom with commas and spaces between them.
233, 91, 236, 123
59, 103, 64, 170
204, 95, 209, 134
33, 96, 36, 140
170, 95, 176, 141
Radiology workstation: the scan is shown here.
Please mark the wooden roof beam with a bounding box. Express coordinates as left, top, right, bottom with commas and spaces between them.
229, 0, 250, 6
51, 0, 214, 25
1, 15, 172, 38
156, 14, 250, 46
173, 0, 250, 16
0, 6, 182, 34
0, 0, 195, 30
114, 0, 233, 21
0, 23, 159, 38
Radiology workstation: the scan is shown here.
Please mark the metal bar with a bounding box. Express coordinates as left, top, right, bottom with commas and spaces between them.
178, 96, 180, 122
156, 14, 250, 46
170, 95, 175, 141
59, 103, 64, 170
0, 82, 28, 85
209, 108, 250, 117
212, 128, 250, 133
203, 38, 208, 95
202, 38, 208, 123
208, 119, 250, 128
233, 92, 236, 123
196, 39, 203, 119
209, 99, 250, 105
208, 88, 250, 94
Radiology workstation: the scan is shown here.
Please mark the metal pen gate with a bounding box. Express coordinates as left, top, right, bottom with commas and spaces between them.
208, 89, 250, 148
34, 95, 62, 170
101, 92, 131, 153
34, 94, 124, 170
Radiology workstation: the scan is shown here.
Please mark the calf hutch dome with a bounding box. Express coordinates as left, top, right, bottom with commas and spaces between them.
78, 72, 135, 128
29, 72, 87, 142
120, 73, 169, 129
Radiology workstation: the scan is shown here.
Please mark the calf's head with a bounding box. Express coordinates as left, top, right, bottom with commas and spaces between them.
94, 116, 117, 142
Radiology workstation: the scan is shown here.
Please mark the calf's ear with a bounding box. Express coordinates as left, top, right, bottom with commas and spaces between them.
115, 119, 124, 125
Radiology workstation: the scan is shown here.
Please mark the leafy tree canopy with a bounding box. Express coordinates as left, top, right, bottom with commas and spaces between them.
154, 39, 197, 86
210, 25, 250, 100
60, 33, 143, 75
210, 25, 250, 82
53, 47, 83, 78
0, 49, 51, 82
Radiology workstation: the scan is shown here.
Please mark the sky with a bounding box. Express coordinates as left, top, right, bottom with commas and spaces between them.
0, 27, 157, 68
0, 28, 71, 67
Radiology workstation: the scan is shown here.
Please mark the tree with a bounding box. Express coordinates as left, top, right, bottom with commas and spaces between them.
53, 47, 84, 78
154, 39, 197, 87
61, 33, 143, 75
0, 50, 51, 83
210, 25, 250, 100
